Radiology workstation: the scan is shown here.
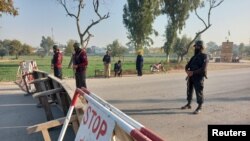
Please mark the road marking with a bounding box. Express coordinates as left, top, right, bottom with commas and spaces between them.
0, 126, 28, 129
0, 104, 36, 107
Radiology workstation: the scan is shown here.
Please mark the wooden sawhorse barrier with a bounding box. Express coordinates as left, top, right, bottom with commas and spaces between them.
24, 70, 83, 140
24, 70, 164, 141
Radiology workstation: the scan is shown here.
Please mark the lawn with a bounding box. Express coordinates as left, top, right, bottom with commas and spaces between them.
0, 55, 184, 82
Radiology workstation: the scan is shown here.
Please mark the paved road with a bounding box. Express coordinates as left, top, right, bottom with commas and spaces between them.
0, 83, 74, 141
1, 66, 249, 141
65, 67, 250, 141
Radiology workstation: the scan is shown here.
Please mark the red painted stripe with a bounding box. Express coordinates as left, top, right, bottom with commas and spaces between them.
71, 91, 79, 106
130, 129, 152, 141
75, 88, 89, 103
81, 87, 91, 95
140, 127, 165, 141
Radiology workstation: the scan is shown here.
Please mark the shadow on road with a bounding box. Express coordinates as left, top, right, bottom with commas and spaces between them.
0, 86, 74, 141
206, 96, 250, 102
121, 107, 192, 115
0, 88, 21, 91
107, 98, 184, 104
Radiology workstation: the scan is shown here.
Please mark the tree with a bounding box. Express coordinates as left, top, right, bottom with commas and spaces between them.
163, 23, 177, 62
0, 39, 32, 56
238, 43, 245, 58
58, 0, 109, 48
107, 40, 127, 59
161, 0, 201, 62
206, 41, 219, 56
9, 39, 22, 59
0, 0, 18, 17
123, 0, 160, 51
1, 39, 11, 55
86, 47, 93, 54
179, 0, 224, 61
64, 39, 76, 56
127, 43, 135, 53
161, 0, 223, 62
173, 35, 192, 62
40, 36, 54, 56
0, 47, 7, 59
21, 44, 32, 55
143, 47, 150, 55
244, 46, 250, 57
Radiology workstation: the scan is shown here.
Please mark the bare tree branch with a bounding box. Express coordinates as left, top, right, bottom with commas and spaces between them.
58, 0, 110, 47
83, 32, 94, 48
82, 0, 110, 38
180, 0, 223, 61
93, 0, 101, 18
212, 0, 224, 8
59, 0, 77, 18
195, 9, 208, 28
208, 0, 224, 25
77, 0, 82, 19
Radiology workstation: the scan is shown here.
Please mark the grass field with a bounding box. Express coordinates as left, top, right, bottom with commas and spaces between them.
0, 55, 185, 82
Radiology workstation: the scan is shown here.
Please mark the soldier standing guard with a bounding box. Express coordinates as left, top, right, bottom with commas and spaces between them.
181, 40, 208, 114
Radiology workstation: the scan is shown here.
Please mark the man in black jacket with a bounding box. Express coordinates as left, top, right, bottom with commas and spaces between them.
51, 45, 63, 79
103, 51, 111, 78
72, 42, 88, 88
181, 40, 208, 114
136, 52, 144, 76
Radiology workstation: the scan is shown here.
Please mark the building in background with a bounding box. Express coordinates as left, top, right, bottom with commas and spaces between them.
220, 41, 233, 62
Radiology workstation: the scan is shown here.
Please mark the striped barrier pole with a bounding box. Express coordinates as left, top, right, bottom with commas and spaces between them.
80, 87, 165, 141
58, 91, 80, 141
77, 88, 153, 141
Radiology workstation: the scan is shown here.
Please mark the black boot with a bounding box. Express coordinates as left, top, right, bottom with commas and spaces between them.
181, 102, 191, 109
193, 104, 202, 114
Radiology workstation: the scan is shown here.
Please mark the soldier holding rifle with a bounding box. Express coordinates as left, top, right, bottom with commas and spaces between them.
181, 40, 208, 114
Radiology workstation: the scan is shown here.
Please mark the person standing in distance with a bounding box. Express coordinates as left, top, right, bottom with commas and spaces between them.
136, 51, 144, 76
181, 40, 208, 114
103, 51, 111, 78
72, 42, 88, 88
51, 45, 63, 79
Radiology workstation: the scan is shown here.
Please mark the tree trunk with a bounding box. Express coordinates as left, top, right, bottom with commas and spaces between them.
180, 55, 184, 62
166, 53, 170, 63
177, 56, 180, 63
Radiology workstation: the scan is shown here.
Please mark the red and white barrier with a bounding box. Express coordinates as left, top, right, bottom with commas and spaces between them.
59, 88, 165, 141
81, 87, 164, 141
16, 60, 38, 93
58, 91, 79, 141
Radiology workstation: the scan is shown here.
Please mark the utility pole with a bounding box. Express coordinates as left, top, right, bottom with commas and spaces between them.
227, 30, 230, 41
51, 27, 54, 41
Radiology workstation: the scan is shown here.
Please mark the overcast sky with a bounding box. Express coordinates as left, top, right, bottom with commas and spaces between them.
1, 0, 250, 48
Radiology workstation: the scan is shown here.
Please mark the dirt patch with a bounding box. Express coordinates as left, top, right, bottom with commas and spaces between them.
207, 62, 250, 70
167, 61, 250, 73
0, 82, 15, 85
0, 59, 10, 62
0, 59, 19, 63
